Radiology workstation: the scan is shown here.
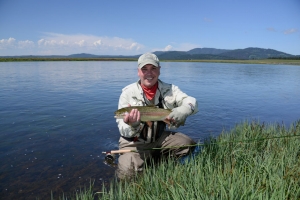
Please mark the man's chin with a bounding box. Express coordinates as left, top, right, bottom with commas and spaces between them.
143, 80, 156, 88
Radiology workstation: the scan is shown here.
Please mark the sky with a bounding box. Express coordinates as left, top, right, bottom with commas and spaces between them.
0, 0, 299, 56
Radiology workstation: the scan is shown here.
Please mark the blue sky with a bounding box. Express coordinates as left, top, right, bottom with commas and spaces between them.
0, 0, 299, 56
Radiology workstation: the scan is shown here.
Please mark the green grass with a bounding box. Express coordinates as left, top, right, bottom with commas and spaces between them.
163, 59, 300, 66
0, 57, 136, 62
54, 120, 300, 200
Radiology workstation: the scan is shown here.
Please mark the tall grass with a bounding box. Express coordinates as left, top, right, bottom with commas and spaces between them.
56, 120, 300, 199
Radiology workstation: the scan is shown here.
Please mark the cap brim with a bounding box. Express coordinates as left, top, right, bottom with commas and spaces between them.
138, 60, 159, 68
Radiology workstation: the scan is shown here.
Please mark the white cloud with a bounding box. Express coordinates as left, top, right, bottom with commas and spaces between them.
0, 38, 35, 50
129, 42, 139, 50
152, 43, 200, 52
164, 45, 173, 51
177, 43, 200, 51
0, 33, 145, 55
7, 37, 16, 44
37, 39, 44, 45
37, 33, 144, 54
18, 40, 35, 48
37, 37, 70, 46
93, 40, 102, 46
75, 40, 86, 47
0, 37, 16, 49
284, 28, 298, 35
0, 34, 201, 56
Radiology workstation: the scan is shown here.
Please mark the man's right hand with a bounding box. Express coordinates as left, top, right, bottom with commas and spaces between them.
123, 106, 141, 127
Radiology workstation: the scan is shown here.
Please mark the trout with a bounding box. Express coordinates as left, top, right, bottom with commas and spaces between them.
114, 106, 171, 122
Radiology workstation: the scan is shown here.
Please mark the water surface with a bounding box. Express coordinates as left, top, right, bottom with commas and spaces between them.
0, 61, 299, 199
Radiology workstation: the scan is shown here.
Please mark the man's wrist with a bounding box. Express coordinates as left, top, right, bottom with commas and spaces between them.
130, 122, 141, 129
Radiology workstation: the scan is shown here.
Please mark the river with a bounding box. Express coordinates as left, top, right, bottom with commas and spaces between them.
0, 61, 299, 199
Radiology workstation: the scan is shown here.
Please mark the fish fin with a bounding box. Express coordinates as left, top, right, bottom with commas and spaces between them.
163, 119, 171, 125
145, 105, 157, 108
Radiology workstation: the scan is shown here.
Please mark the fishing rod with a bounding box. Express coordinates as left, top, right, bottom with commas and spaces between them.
102, 149, 138, 155
103, 133, 300, 156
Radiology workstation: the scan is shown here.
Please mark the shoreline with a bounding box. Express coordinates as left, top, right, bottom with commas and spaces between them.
1, 58, 300, 66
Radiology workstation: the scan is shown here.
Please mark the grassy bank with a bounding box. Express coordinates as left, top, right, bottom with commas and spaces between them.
178, 58, 300, 66
1, 57, 300, 66
55, 120, 300, 199
0, 57, 136, 62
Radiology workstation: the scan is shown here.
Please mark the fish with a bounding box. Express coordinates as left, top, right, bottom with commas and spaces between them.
114, 106, 171, 122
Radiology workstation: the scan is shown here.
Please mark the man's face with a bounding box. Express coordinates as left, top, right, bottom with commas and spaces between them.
138, 64, 160, 88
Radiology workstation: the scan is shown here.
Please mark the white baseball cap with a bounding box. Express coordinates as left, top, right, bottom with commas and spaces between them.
138, 53, 160, 68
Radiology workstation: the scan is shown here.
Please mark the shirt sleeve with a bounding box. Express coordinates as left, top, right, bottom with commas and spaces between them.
116, 87, 144, 138
170, 85, 199, 115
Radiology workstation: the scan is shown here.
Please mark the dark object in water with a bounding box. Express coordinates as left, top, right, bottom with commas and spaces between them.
103, 153, 117, 167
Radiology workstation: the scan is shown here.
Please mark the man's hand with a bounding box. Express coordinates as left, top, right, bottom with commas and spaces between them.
167, 105, 192, 127
123, 105, 141, 127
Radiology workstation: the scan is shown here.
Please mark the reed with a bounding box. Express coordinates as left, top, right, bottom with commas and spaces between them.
56, 120, 300, 199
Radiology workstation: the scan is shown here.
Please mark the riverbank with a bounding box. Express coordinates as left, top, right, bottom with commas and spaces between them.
1, 57, 300, 66
54, 120, 300, 199
179, 58, 300, 66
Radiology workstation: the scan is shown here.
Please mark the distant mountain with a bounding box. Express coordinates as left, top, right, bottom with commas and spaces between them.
219, 47, 293, 59
152, 50, 232, 60
68, 53, 99, 58
153, 47, 294, 60
0, 47, 296, 60
187, 48, 230, 55
152, 51, 188, 59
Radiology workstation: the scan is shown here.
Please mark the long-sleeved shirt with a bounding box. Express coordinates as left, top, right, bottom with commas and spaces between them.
116, 79, 198, 138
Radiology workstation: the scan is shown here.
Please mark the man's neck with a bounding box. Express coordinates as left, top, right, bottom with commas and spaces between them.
141, 82, 158, 100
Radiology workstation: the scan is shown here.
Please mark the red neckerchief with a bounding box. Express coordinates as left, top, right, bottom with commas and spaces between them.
141, 82, 158, 100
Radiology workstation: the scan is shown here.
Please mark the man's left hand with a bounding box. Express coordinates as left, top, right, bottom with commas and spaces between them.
167, 106, 192, 127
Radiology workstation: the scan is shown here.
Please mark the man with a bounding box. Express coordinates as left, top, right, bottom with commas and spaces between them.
116, 52, 198, 179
